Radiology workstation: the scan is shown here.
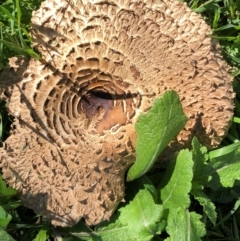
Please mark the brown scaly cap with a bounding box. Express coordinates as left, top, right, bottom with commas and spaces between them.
0, 0, 234, 227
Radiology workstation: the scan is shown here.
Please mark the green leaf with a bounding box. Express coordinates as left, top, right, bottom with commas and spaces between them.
72, 189, 164, 241
0, 227, 15, 241
61, 219, 93, 234
206, 147, 240, 190
124, 175, 159, 204
76, 223, 130, 241
166, 208, 206, 241
127, 90, 187, 181
209, 142, 240, 159
233, 117, 240, 124
119, 189, 164, 239
0, 175, 17, 204
214, 23, 240, 31
0, 206, 11, 228
160, 149, 193, 209
138, 175, 159, 203
0, 39, 38, 58
191, 137, 208, 184
33, 223, 50, 241
33, 229, 48, 241
211, 35, 237, 41
1, 200, 22, 211
191, 188, 217, 225
0, 6, 18, 23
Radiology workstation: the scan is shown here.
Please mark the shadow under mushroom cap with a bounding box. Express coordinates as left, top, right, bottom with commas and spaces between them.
0, 0, 235, 227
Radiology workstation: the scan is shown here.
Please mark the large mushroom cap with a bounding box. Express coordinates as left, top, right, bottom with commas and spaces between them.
0, 0, 234, 227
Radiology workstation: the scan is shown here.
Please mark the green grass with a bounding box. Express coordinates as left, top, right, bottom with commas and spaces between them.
0, 0, 240, 240
0, 0, 41, 69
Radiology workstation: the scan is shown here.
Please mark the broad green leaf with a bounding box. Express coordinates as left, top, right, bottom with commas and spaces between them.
72, 189, 164, 241
0, 227, 15, 241
166, 208, 206, 241
191, 188, 217, 225
160, 149, 193, 209
119, 189, 164, 240
0, 206, 11, 228
206, 147, 240, 190
127, 90, 187, 181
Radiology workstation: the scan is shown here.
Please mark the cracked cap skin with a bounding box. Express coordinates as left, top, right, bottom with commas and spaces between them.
0, 0, 235, 227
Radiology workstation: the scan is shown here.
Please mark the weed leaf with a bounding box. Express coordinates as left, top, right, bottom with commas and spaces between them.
0, 227, 15, 241
191, 137, 208, 183
160, 149, 193, 209
124, 175, 159, 203
191, 138, 209, 187
0, 6, 18, 23
1, 200, 22, 211
165, 209, 206, 241
209, 142, 240, 159
33, 223, 50, 241
191, 188, 217, 225
118, 189, 164, 239
0, 206, 11, 228
127, 90, 187, 181
0, 175, 16, 204
72, 222, 129, 241
207, 147, 240, 189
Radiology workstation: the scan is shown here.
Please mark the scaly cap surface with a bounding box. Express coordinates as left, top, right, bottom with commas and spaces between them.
0, 0, 234, 226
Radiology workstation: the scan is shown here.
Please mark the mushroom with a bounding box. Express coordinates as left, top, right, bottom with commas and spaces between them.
0, 0, 234, 227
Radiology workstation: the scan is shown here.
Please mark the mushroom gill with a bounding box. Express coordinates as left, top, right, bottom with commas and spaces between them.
0, 0, 235, 227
